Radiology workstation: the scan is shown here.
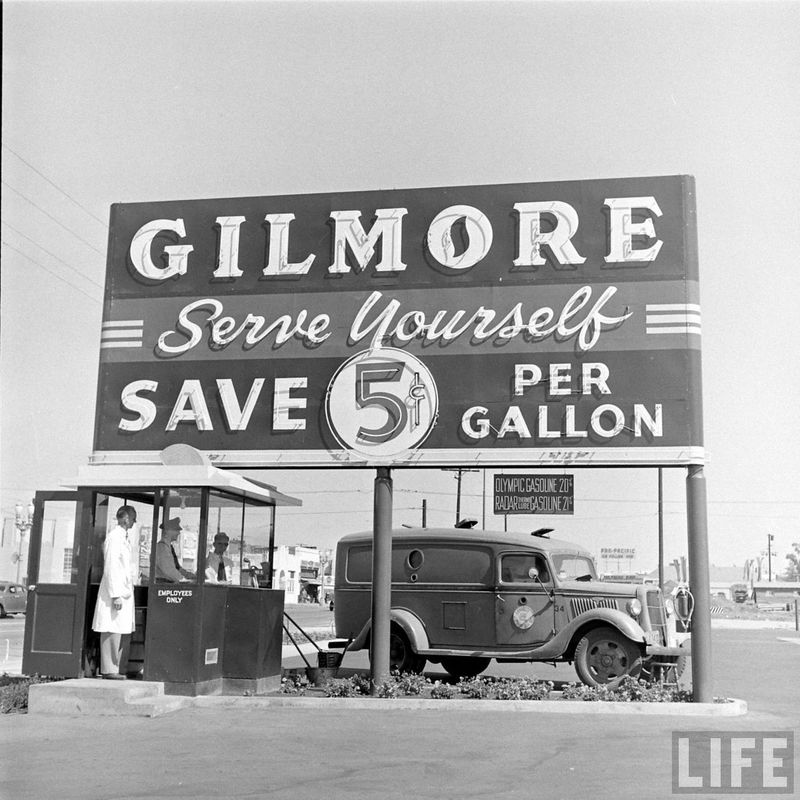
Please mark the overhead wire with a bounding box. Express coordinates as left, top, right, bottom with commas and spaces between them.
0, 239, 102, 304
2, 143, 109, 228
2, 180, 105, 256
1, 219, 105, 290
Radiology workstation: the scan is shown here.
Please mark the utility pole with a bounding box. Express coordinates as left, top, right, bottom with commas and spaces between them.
442, 468, 478, 525
768, 533, 774, 582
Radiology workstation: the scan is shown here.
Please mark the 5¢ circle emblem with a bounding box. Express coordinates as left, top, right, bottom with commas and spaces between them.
325, 348, 438, 459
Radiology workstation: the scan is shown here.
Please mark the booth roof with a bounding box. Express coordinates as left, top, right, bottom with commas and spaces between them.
60, 464, 302, 506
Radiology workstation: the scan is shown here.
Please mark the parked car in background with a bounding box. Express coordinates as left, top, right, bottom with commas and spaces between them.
333, 526, 688, 687
730, 583, 749, 603
0, 581, 28, 617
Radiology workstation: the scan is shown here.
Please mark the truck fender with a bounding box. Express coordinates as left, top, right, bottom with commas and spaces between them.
563, 609, 647, 657
345, 608, 430, 653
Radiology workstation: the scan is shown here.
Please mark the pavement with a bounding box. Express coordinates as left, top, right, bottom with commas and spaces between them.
1, 627, 798, 800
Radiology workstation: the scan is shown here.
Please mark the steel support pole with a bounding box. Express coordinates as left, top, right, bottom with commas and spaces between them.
658, 468, 664, 589
370, 467, 393, 693
686, 465, 712, 702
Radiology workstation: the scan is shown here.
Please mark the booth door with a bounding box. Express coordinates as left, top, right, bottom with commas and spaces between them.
22, 491, 93, 677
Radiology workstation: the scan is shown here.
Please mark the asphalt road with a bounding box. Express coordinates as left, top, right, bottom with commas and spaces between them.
1, 626, 797, 800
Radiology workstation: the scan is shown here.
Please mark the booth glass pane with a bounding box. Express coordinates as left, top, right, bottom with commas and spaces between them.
92, 494, 156, 586
207, 491, 244, 585
37, 500, 80, 584
243, 503, 274, 588
153, 488, 201, 583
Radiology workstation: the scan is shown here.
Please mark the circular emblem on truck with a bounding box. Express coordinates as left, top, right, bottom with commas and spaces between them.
512, 605, 536, 630
325, 348, 438, 459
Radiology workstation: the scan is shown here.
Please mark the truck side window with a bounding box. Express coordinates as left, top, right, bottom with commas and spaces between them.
501, 554, 550, 584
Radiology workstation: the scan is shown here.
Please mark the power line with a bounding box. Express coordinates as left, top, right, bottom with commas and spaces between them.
1, 219, 104, 290
2, 143, 109, 228
1, 180, 105, 256
1, 239, 103, 304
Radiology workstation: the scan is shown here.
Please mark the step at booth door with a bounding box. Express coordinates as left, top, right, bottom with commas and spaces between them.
22, 491, 93, 677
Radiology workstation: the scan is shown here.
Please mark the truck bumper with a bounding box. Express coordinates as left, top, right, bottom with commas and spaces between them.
645, 641, 691, 658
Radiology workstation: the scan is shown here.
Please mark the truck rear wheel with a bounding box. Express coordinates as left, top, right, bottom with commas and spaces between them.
574, 626, 643, 688
389, 627, 426, 674
440, 656, 491, 679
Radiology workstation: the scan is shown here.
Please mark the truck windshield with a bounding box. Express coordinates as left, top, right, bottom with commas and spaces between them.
552, 554, 597, 581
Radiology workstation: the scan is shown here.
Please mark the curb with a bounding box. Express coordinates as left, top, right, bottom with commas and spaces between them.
192, 694, 747, 716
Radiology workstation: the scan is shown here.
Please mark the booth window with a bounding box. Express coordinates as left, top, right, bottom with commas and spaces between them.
154, 488, 200, 583
207, 490, 275, 587
92, 493, 156, 585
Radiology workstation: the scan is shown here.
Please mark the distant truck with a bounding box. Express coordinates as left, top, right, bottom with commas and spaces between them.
730, 583, 749, 603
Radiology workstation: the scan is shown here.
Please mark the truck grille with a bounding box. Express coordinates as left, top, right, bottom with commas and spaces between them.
646, 590, 667, 644
571, 598, 617, 616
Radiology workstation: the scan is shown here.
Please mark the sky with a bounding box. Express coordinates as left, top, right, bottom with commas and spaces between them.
2, 0, 799, 577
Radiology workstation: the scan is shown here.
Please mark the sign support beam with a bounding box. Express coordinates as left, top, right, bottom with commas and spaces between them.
658, 467, 664, 589
369, 467, 393, 693
687, 464, 712, 702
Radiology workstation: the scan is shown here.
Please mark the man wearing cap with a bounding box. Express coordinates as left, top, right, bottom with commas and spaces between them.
155, 517, 194, 583
205, 532, 234, 584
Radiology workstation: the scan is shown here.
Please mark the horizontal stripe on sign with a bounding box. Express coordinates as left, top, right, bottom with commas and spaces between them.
645, 303, 701, 336
99, 280, 702, 363
645, 314, 701, 324
645, 303, 701, 313
645, 327, 702, 335
101, 329, 144, 339
102, 319, 144, 328
89, 445, 706, 468
100, 341, 143, 349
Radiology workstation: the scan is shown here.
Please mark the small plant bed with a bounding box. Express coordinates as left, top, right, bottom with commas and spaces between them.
0, 673, 62, 714
280, 670, 700, 703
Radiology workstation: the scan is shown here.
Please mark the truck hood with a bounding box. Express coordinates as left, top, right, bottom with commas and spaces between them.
558, 580, 641, 597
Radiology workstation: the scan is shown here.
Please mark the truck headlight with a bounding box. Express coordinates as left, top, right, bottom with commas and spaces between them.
626, 598, 642, 618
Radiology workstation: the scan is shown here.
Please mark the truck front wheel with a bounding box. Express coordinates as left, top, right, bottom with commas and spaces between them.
574, 626, 643, 688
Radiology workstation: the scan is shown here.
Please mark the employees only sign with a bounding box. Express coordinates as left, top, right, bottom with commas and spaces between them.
93, 175, 703, 468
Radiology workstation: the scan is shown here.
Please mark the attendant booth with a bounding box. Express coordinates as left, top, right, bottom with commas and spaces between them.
22, 460, 301, 696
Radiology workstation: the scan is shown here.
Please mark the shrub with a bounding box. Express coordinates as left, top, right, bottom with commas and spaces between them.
0, 674, 59, 714
323, 675, 371, 697
280, 673, 308, 695
477, 676, 554, 701
457, 676, 492, 699
430, 681, 457, 699
392, 670, 429, 696
375, 680, 399, 699
559, 677, 693, 703
560, 682, 615, 702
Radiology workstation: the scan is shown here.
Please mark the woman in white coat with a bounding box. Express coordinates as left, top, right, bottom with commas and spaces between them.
92, 505, 137, 679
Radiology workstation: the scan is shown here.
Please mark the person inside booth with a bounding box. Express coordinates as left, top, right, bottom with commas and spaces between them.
205, 532, 234, 584
155, 517, 195, 583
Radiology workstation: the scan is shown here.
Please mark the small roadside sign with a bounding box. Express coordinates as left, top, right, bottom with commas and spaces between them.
493, 474, 574, 515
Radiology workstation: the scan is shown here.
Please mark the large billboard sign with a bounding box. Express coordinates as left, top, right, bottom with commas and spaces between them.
93, 175, 702, 468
